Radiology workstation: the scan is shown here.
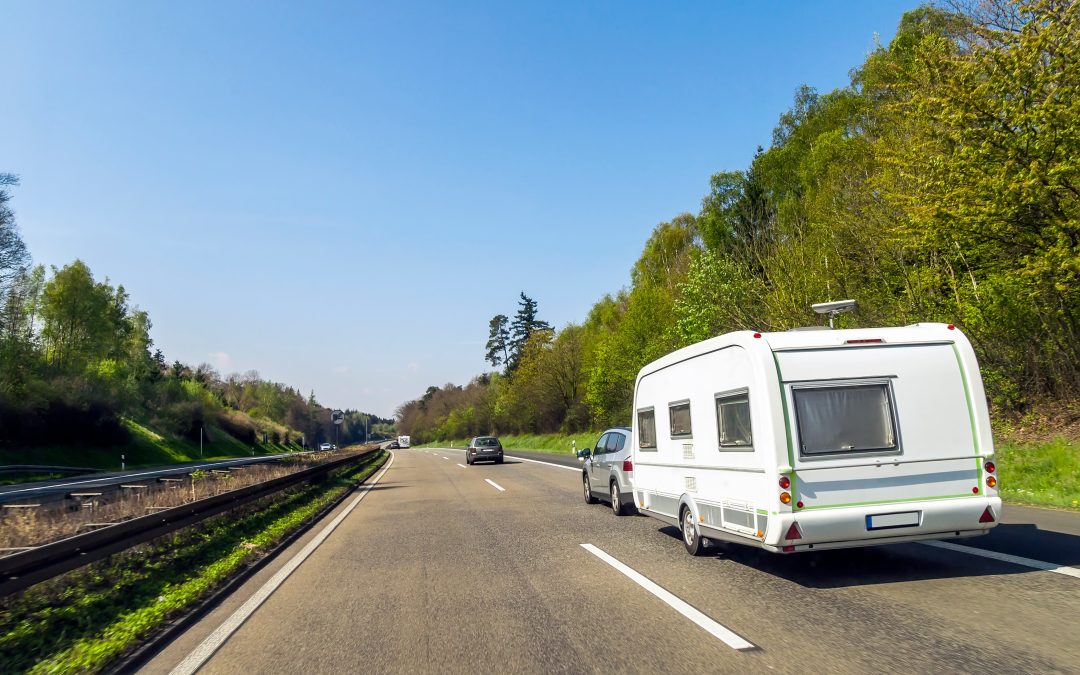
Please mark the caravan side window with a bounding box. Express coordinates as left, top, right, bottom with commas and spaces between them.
669, 400, 692, 438
637, 408, 657, 450
715, 390, 752, 450
792, 381, 900, 458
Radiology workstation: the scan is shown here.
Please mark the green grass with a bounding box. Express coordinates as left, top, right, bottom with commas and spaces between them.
0, 450, 388, 674
0, 419, 302, 472
419, 431, 603, 455
996, 437, 1080, 510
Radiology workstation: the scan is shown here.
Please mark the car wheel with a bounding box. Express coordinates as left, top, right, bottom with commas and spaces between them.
681, 507, 706, 556
583, 475, 598, 504
496, 456, 504, 464
610, 481, 626, 516
466, 456, 472, 465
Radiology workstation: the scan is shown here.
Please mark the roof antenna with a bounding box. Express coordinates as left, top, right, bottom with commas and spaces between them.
811, 299, 857, 328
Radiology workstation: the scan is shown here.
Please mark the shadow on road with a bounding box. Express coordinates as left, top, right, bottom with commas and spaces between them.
655, 521, 1080, 588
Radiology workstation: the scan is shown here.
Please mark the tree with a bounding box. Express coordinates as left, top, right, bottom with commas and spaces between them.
0, 173, 29, 294
508, 292, 550, 372
484, 314, 510, 368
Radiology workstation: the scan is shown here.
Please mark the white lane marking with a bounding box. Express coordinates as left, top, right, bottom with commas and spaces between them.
169, 452, 396, 675
434, 448, 580, 473
921, 540, 1080, 579
442, 456, 450, 460
484, 479, 506, 492
580, 544, 756, 651
456, 463, 467, 469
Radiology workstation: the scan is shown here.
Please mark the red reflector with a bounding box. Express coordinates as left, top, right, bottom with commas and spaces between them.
778, 476, 790, 489
753, 332, 762, 338
796, 500, 804, 509
984, 461, 995, 473
947, 324, 955, 330
782, 545, 795, 553
622, 459, 633, 472
972, 487, 980, 494
785, 523, 802, 540
979, 507, 995, 523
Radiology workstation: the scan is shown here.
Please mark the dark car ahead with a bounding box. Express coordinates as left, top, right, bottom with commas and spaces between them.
466, 436, 504, 465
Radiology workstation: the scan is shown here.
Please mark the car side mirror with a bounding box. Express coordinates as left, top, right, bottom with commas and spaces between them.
577, 449, 591, 460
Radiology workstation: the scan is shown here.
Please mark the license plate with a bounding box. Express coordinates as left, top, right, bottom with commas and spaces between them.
866, 511, 920, 530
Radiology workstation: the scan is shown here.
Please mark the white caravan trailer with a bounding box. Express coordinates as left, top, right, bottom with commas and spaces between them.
397, 435, 411, 448
630, 323, 1001, 555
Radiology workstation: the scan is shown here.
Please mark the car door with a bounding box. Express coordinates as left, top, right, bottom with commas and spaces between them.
609, 431, 628, 491
590, 433, 609, 494
600, 431, 622, 491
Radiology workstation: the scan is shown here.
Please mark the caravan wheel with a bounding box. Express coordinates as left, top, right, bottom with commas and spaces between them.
681, 507, 705, 556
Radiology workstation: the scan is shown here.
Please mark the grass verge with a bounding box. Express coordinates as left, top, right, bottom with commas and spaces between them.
0, 419, 301, 472
996, 437, 1080, 510
0, 449, 388, 674
419, 432, 600, 455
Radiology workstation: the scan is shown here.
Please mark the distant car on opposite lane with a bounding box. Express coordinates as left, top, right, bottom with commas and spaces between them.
319, 442, 332, 452
466, 436, 504, 465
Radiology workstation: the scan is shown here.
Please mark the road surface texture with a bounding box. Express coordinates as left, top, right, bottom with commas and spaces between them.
141, 447, 1080, 674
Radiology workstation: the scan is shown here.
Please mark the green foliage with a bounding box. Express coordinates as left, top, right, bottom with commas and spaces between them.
399, 0, 1078, 447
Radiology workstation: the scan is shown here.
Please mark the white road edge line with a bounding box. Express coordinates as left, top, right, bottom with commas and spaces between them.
580, 544, 756, 651
169, 451, 396, 675
456, 463, 467, 469
484, 478, 506, 492
920, 540, 1080, 579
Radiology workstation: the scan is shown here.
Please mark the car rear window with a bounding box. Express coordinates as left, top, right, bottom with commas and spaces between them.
792, 382, 899, 457
476, 437, 499, 447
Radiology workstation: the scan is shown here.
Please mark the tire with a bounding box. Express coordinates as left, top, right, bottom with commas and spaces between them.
583, 474, 598, 504
496, 456, 504, 464
610, 481, 627, 516
681, 507, 706, 556
466, 456, 472, 465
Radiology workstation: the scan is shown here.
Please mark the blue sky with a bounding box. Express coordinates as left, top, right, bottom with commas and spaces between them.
2, 0, 919, 417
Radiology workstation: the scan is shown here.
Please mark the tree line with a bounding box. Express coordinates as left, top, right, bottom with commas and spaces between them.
397, 0, 1079, 443
0, 180, 390, 453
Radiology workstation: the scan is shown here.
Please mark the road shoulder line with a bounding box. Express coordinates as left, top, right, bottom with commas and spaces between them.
580, 543, 756, 651
168, 451, 396, 675
920, 540, 1080, 579
484, 478, 506, 492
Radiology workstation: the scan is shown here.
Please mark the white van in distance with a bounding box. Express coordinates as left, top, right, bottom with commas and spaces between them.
630, 323, 1001, 555
397, 435, 411, 449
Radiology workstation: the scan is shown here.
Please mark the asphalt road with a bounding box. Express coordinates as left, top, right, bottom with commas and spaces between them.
141, 447, 1080, 674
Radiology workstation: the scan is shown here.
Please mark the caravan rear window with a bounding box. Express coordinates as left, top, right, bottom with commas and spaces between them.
715, 391, 752, 449
637, 409, 657, 449
669, 401, 692, 438
792, 382, 899, 458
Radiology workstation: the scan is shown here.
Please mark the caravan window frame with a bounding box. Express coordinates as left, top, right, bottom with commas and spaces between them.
668, 399, 693, 439
637, 407, 657, 451
790, 378, 902, 461
714, 388, 753, 452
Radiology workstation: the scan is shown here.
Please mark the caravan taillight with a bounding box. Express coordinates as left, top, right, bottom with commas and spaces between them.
779, 492, 791, 504
778, 476, 790, 489
979, 506, 995, 523
984, 461, 996, 473
986, 476, 997, 488
622, 459, 633, 472
785, 523, 802, 540
753, 332, 762, 338
947, 324, 956, 330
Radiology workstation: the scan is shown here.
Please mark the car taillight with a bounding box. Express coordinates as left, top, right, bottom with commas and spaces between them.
622, 459, 633, 472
